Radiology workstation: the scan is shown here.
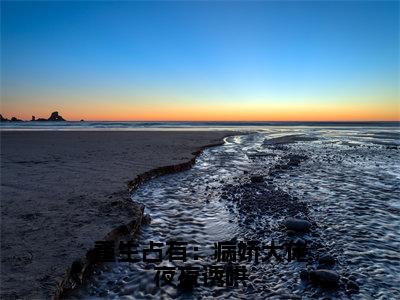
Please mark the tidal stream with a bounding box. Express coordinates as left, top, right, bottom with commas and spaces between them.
74, 127, 400, 299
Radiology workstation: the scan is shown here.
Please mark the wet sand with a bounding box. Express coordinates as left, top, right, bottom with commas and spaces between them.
0, 131, 232, 299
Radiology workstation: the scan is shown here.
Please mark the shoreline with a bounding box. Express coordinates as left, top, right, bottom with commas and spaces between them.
0, 131, 236, 299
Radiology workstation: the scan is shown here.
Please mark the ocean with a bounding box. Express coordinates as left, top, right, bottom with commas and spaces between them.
0, 121, 399, 131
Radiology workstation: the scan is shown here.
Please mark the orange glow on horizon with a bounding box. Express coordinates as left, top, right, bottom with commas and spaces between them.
2, 101, 399, 122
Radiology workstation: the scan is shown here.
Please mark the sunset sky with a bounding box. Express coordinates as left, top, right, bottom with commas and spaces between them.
1, 1, 399, 121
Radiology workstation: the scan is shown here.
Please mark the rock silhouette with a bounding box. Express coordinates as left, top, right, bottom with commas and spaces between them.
37, 111, 66, 122
1, 111, 67, 122
0, 114, 23, 122
48, 111, 65, 121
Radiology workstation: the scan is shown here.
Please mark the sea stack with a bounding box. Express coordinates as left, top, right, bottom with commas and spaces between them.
48, 111, 66, 121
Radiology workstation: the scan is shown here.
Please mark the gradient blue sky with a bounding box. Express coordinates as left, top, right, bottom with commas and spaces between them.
1, 1, 399, 121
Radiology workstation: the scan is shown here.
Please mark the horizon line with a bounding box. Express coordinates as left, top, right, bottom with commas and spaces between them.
1, 119, 399, 123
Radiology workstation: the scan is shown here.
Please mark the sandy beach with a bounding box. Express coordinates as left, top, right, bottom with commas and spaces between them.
0, 131, 231, 299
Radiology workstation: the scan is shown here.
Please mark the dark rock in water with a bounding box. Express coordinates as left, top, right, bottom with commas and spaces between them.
250, 175, 264, 183
284, 217, 311, 232
309, 269, 340, 287
0, 114, 9, 122
346, 280, 359, 293
31, 116, 36, 121
318, 254, 336, 266
48, 111, 66, 121
286, 229, 296, 237
300, 269, 309, 281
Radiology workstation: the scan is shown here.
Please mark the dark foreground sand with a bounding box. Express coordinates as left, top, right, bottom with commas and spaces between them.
0, 131, 231, 299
